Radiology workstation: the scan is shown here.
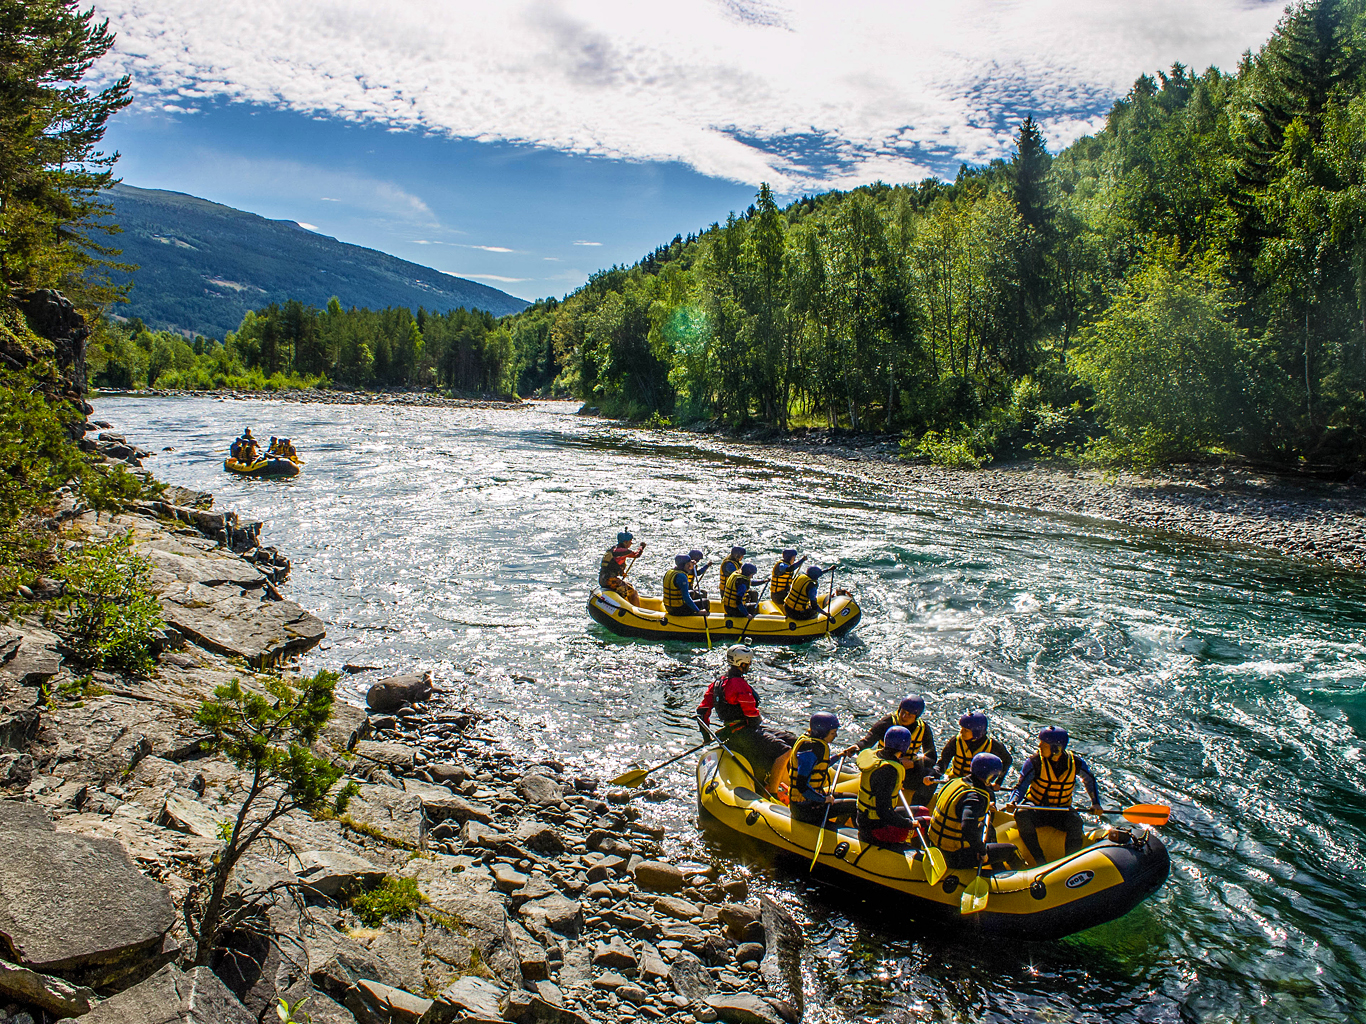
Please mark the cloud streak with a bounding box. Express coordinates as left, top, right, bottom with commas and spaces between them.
93, 0, 1286, 189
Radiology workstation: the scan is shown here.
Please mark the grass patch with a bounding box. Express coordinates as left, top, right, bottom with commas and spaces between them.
335, 814, 417, 851
349, 876, 424, 926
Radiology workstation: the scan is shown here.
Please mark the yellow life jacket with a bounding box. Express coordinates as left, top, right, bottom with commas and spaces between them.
770, 559, 795, 599
721, 570, 750, 611
719, 558, 741, 592
663, 568, 691, 611
857, 756, 906, 822
902, 717, 926, 756
1026, 751, 1077, 808
599, 547, 624, 587
927, 776, 992, 852
787, 734, 832, 804
783, 572, 815, 615
949, 733, 991, 777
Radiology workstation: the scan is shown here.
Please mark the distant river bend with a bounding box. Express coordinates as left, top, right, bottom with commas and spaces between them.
105, 395, 1366, 1024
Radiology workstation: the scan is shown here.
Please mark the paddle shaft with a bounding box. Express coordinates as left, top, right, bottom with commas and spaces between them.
808, 754, 848, 871
823, 565, 837, 637
739, 579, 771, 641
1015, 801, 1170, 826
617, 739, 710, 785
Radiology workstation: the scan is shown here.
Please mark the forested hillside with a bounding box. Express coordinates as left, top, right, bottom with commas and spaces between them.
507, 0, 1366, 472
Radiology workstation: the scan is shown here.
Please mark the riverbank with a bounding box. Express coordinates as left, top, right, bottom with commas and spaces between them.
96, 386, 525, 409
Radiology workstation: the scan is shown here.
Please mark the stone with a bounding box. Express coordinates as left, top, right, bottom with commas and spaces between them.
404, 778, 492, 823
464, 819, 508, 847
356, 979, 434, 1023
418, 975, 506, 1024
366, 673, 434, 713
586, 830, 636, 858
160, 581, 324, 668
296, 849, 387, 897
592, 972, 628, 991
633, 860, 686, 893
654, 895, 701, 920
510, 921, 550, 982
356, 740, 417, 770
534, 979, 564, 1006
79, 964, 254, 1024
503, 988, 591, 1024
518, 772, 564, 806
0, 799, 175, 987
322, 701, 371, 753
511, 875, 556, 908
519, 895, 583, 936
159, 791, 225, 840
639, 944, 670, 982
428, 762, 468, 785
758, 895, 803, 1021
734, 942, 765, 964
719, 877, 749, 900
515, 820, 565, 854
584, 855, 625, 882
493, 863, 530, 893
717, 903, 762, 941
304, 917, 400, 1016
591, 935, 636, 971
0, 959, 99, 1017
667, 950, 716, 1002
140, 545, 268, 588
617, 984, 648, 1005
705, 994, 789, 1024
342, 784, 424, 847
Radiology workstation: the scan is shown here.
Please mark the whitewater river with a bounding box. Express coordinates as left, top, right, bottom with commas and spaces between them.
101, 395, 1366, 1024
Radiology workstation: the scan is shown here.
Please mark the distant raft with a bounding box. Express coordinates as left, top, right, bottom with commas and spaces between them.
588, 590, 860, 644
223, 456, 303, 478
696, 746, 1170, 940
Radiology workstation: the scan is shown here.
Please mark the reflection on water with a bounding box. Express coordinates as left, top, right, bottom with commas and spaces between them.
104, 395, 1366, 1024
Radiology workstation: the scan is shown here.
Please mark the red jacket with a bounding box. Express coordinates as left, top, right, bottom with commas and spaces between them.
697, 669, 760, 725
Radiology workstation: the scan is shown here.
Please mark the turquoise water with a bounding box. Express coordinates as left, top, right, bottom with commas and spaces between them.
103, 395, 1366, 1023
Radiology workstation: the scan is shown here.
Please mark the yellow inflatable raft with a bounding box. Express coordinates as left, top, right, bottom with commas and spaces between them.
224, 456, 303, 478
588, 590, 860, 645
696, 747, 1169, 940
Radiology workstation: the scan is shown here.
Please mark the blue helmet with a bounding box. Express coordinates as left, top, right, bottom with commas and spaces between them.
618, 531, 633, 546
782, 548, 798, 561
730, 545, 745, 557
1039, 726, 1069, 751
960, 712, 988, 741
741, 563, 757, 577
810, 712, 840, 736
899, 696, 925, 718
882, 726, 913, 754
970, 752, 1003, 783
675, 553, 691, 569
689, 549, 704, 562
808, 565, 824, 580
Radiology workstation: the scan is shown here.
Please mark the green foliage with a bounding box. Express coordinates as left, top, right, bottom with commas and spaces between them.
276, 996, 312, 1024
910, 427, 992, 469
332, 780, 360, 816
80, 462, 151, 520
55, 535, 163, 674
348, 876, 424, 927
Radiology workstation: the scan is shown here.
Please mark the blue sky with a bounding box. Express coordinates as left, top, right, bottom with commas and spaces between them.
93, 0, 1287, 303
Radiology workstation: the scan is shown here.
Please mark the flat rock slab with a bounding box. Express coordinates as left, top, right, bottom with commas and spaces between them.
344, 784, 424, 848
160, 581, 325, 668
706, 993, 790, 1024
420, 975, 507, 1024
0, 799, 174, 981
160, 792, 226, 840
140, 545, 266, 588
403, 777, 491, 822
356, 740, 416, 770
296, 849, 387, 897
80, 964, 254, 1024
0, 958, 99, 1017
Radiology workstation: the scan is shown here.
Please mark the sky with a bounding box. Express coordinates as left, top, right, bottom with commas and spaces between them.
93, 0, 1288, 303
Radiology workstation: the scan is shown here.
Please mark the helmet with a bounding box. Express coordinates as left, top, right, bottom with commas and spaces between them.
675, 554, 691, 569
882, 726, 912, 754
730, 545, 745, 557
1039, 726, 1069, 751
617, 531, 633, 546
898, 696, 925, 718
689, 549, 704, 562
726, 644, 753, 669
810, 712, 840, 736
959, 712, 988, 740
782, 548, 797, 561
741, 563, 757, 577
970, 752, 1003, 783
270, 436, 277, 444
808, 565, 824, 580
243, 427, 253, 436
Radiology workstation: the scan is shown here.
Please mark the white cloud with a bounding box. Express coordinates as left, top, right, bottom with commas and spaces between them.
573, 240, 603, 246
467, 245, 515, 253
92, 0, 1286, 190
460, 273, 529, 282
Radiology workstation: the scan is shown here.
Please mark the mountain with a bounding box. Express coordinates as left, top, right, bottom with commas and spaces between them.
104, 184, 529, 339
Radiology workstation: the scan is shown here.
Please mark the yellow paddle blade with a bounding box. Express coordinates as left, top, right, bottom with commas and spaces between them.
808, 832, 826, 872
608, 768, 649, 788
924, 847, 948, 886
1121, 803, 1171, 827
959, 875, 989, 915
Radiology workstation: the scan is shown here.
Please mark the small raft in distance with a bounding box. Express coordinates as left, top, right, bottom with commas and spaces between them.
223, 456, 303, 478
588, 589, 860, 644
696, 746, 1170, 940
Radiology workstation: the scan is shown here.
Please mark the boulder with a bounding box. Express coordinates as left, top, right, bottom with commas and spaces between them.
705, 993, 789, 1024
321, 701, 370, 753
427, 762, 467, 785
514, 820, 565, 854
519, 895, 582, 937
342, 785, 424, 848
492, 863, 530, 893
366, 673, 433, 713
517, 772, 563, 806
717, 902, 763, 942
79, 964, 254, 1024
508, 920, 549, 982
403, 778, 492, 823
758, 894, 804, 1020
159, 792, 225, 840
160, 582, 325, 668
591, 935, 636, 971
653, 895, 701, 920
503, 988, 591, 1024
632, 860, 686, 893
463, 820, 508, 847
0, 958, 99, 1017
667, 949, 716, 1001
140, 545, 267, 588
418, 975, 506, 1024
354, 740, 416, 771
355, 979, 433, 1023
296, 850, 387, 897
735, 941, 765, 964
0, 799, 175, 988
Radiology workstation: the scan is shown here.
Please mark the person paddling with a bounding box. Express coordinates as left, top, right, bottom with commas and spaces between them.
926, 752, 1005, 870
599, 531, 645, 606
687, 549, 712, 607
787, 712, 857, 828
856, 725, 917, 849
663, 554, 706, 617
1004, 727, 1102, 864
769, 548, 805, 603
858, 695, 936, 806
697, 644, 795, 792
721, 562, 760, 617
783, 563, 824, 621
932, 711, 1013, 786
719, 545, 746, 592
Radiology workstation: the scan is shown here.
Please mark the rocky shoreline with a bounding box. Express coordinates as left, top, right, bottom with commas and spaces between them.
97, 387, 525, 410
1, 446, 797, 1024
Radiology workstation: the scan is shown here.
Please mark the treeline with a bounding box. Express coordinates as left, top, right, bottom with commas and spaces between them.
504, 0, 1366, 472
89, 297, 556, 396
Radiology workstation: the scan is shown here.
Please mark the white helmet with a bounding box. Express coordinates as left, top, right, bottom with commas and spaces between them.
726, 644, 753, 669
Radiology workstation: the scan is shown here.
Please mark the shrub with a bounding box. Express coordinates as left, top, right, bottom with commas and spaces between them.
349, 876, 424, 926
56, 536, 164, 675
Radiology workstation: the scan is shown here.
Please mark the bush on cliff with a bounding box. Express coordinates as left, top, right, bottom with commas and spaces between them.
55, 535, 163, 674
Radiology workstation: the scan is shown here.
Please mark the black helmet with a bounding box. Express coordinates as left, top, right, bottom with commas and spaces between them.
617, 531, 633, 546
782, 548, 797, 561
899, 696, 925, 717
1039, 726, 1069, 751
960, 712, 988, 740
810, 712, 840, 736
883, 726, 913, 754
689, 549, 704, 562
675, 554, 691, 569
741, 563, 757, 577
808, 565, 824, 580
730, 545, 745, 557
970, 752, 1003, 784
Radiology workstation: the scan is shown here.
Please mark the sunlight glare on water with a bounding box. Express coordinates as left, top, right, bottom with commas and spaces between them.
105, 395, 1366, 1023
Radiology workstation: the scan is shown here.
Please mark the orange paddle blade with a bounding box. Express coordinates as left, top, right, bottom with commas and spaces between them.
1121, 803, 1171, 827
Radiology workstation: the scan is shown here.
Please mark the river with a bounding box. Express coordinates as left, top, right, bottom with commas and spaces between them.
100, 394, 1366, 1024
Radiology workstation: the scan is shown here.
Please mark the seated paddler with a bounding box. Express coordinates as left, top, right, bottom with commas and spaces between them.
664, 554, 706, 617
926, 752, 1011, 870
782, 563, 824, 621
719, 545, 745, 592
230, 427, 257, 462
787, 712, 857, 828
687, 549, 712, 603
697, 644, 795, 792
599, 530, 645, 605
856, 725, 917, 849
769, 548, 805, 603
722, 562, 760, 617
932, 710, 1012, 788
1004, 726, 1102, 864
857, 695, 937, 807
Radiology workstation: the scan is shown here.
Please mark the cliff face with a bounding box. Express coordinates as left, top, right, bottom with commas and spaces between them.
14, 290, 89, 395
2, 290, 92, 437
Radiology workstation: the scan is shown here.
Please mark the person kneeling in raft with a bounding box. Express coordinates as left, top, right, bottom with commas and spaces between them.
856, 725, 919, 849
927, 752, 1016, 870
599, 530, 645, 606
932, 711, 1013, 787
1004, 726, 1102, 864
697, 644, 796, 792
718, 545, 746, 592
722, 562, 760, 617
857, 695, 937, 807
687, 549, 712, 608
664, 554, 707, 616
769, 548, 805, 603
787, 712, 858, 828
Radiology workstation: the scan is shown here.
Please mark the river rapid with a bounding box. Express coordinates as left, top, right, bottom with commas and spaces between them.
101, 395, 1366, 1024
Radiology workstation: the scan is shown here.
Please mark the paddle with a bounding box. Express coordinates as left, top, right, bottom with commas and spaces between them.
739, 579, 771, 643
822, 564, 838, 638
1015, 802, 1172, 827
901, 792, 946, 885
960, 864, 990, 915
609, 739, 711, 788
808, 754, 848, 872
696, 716, 772, 800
